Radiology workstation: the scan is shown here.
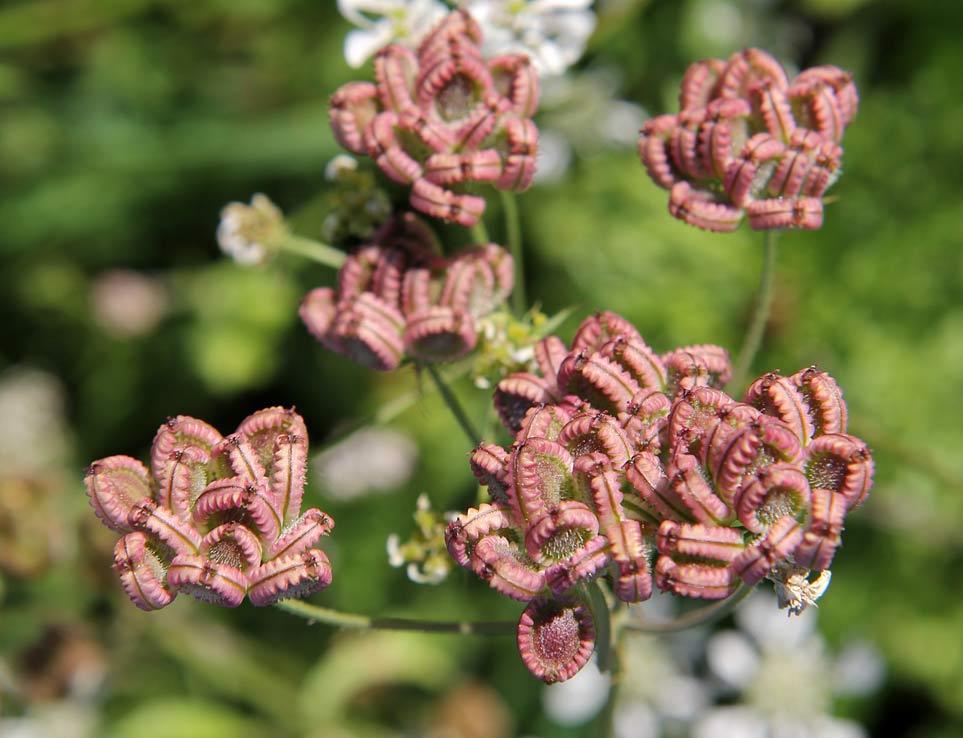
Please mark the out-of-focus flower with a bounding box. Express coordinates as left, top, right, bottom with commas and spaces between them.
0, 477, 70, 578
536, 68, 646, 182
85, 408, 334, 610
0, 624, 106, 738
426, 679, 514, 738
0, 368, 72, 578
613, 629, 713, 738
301, 213, 514, 370
216, 193, 286, 266
446, 310, 874, 682
639, 48, 858, 231
459, 0, 597, 77
314, 426, 417, 501
90, 269, 168, 339
337, 0, 449, 68
0, 367, 68, 476
695, 591, 883, 738
329, 10, 539, 226
387, 494, 453, 584
0, 701, 99, 738
11, 625, 107, 703
542, 656, 611, 725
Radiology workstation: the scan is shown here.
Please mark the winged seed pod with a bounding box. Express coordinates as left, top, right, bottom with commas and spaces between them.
446, 311, 873, 682
329, 10, 539, 227
300, 213, 513, 370
639, 48, 858, 231
85, 408, 334, 610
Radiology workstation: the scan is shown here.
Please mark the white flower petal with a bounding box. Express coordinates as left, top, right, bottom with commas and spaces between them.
386, 534, 404, 567
807, 716, 868, 738
654, 674, 711, 721
464, 0, 596, 76
737, 590, 817, 650
313, 427, 418, 500
530, 0, 594, 11
613, 702, 660, 738
337, 0, 400, 26
833, 640, 885, 697
534, 129, 572, 183
344, 23, 396, 68
706, 630, 760, 689
694, 706, 768, 738
542, 657, 611, 725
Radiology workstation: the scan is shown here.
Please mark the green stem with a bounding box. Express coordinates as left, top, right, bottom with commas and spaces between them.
275, 600, 514, 635
499, 190, 525, 315
592, 646, 621, 738
583, 581, 613, 672
730, 230, 778, 393
279, 234, 346, 269
425, 362, 481, 447
623, 582, 753, 634
593, 596, 626, 738
470, 220, 490, 245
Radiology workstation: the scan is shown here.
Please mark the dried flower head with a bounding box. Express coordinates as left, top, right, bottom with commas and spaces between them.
85, 408, 334, 610
639, 49, 858, 231
329, 10, 539, 226
447, 311, 873, 681
300, 213, 513, 370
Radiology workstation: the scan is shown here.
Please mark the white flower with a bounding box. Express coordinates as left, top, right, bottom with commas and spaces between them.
533, 67, 645, 181
313, 426, 418, 500
542, 656, 611, 725
91, 269, 168, 339
461, 0, 597, 76
324, 153, 359, 181
0, 367, 68, 475
337, 0, 449, 68
613, 631, 712, 738
696, 592, 878, 738
216, 193, 284, 266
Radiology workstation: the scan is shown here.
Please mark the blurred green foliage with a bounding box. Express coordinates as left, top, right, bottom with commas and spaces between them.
1, 0, 962, 736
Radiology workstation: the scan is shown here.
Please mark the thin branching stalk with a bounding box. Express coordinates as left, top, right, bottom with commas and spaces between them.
425, 362, 481, 446
280, 234, 346, 269
622, 583, 753, 634
499, 190, 525, 315
275, 599, 514, 635
470, 219, 490, 245
730, 230, 779, 392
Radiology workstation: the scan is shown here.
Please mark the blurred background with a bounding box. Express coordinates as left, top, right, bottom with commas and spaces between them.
1, 0, 961, 736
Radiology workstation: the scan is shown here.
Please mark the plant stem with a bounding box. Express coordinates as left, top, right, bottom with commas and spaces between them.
622, 582, 753, 634
584, 580, 613, 672
425, 362, 481, 447
470, 219, 490, 245
730, 230, 778, 393
275, 599, 514, 635
499, 190, 525, 315
280, 234, 346, 269
593, 647, 621, 738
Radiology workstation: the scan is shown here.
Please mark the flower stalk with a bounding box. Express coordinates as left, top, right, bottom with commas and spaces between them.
425, 362, 482, 447
730, 230, 778, 392
279, 234, 347, 269
623, 582, 753, 634
275, 599, 514, 635
470, 219, 490, 246
500, 190, 526, 315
